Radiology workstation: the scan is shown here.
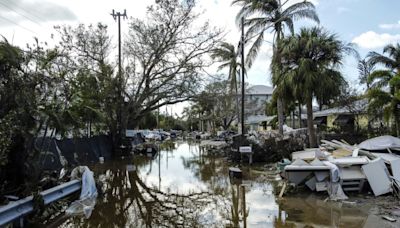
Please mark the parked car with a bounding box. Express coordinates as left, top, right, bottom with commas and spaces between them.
145, 131, 162, 141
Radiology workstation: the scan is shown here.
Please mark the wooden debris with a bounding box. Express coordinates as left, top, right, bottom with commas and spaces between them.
279, 182, 287, 198
332, 148, 352, 158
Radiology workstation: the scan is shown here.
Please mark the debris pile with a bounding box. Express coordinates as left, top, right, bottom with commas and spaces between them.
282, 135, 400, 200
246, 129, 308, 163
200, 140, 229, 152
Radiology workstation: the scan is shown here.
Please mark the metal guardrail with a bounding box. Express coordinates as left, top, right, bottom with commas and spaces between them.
0, 179, 81, 226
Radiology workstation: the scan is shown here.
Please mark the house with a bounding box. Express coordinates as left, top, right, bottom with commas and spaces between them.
312, 99, 369, 131
243, 85, 274, 131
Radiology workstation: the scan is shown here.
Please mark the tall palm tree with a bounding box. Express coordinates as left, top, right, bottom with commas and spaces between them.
358, 58, 375, 132
211, 42, 241, 130
275, 27, 350, 147
232, 0, 319, 134
367, 43, 400, 136
211, 42, 240, 93
358, 58, 375, 90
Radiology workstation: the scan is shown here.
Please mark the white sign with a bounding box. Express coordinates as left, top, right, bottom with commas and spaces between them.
239, 146, 252, 153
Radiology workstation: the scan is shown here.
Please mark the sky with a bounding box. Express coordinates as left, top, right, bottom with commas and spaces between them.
1, 0, 400, 115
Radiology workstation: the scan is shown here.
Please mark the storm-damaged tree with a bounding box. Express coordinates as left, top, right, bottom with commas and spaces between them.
123, 0, 223, 130
0, 39, 39, 194
196, 78, 237, 131
211, 42, 241, 130
50, 23, 119, 143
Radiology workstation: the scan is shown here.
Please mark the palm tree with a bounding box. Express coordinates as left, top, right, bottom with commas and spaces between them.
358, 58, 375, 90
211, 42, 241, 130
275, 27, 350, 147
367, 43, 400, 136
232, 0, 319, 134
211, 42, 240, 92
358, 58, 375, 132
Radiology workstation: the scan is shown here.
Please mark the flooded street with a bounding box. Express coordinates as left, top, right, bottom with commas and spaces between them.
57, 141, 391, 227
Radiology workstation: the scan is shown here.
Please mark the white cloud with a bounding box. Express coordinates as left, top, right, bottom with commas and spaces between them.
379, 20, 400, 29
352, 31, 400, 49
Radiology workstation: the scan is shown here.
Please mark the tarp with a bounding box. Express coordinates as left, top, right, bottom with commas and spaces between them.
66, 166, 98, 218
322, 161, 340, 183
34, 135, 113, 171
358, 135, 400, 151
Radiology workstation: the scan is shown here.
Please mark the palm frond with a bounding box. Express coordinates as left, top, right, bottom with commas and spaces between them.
246, 32, 264, 68
368, 70, 393, 85
289, 9, 320, 24
367, 51, 397, 69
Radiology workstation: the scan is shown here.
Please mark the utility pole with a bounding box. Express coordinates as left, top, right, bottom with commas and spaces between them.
111, 9, 127, 146
240, 17, 245, 135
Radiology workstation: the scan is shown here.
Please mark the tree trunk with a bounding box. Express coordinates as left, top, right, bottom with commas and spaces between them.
291, 111, 295, 128
277, 98, 284, 134
298, 103, 302, 128
395, 107, 400, 137
235, 75, 241, 134
275, 31, 284, 135
306, 97, 317, 147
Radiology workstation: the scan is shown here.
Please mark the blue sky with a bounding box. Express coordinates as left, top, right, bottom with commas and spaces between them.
321, 0, 400, 88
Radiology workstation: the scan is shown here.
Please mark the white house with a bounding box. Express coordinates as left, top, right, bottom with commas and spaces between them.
242, 85, 274, 131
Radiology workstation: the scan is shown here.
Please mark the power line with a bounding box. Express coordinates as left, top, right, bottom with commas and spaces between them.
0, 1, 41, 26
0, 14, 37, 34
2, 0, 47, 23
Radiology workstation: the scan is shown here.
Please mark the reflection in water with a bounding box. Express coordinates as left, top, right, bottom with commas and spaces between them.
57, 141, 380, 227
276, 196, 369, 228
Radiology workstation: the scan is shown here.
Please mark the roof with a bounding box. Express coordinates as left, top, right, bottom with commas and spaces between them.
247, 85, 273, 95
245, 114, 275, 124
313, 99, 368, 117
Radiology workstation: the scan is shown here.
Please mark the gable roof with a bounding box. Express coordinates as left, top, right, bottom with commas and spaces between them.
313, 99, 368, 117
247, 85, 273, 95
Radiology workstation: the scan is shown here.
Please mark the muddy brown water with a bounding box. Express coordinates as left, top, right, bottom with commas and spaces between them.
56, 141, 392, 227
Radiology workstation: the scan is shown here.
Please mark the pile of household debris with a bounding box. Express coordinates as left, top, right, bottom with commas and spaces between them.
282, 135, 400, 200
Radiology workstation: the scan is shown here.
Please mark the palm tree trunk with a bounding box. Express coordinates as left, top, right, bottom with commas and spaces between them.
298, 103, 302, 128
275, 31, 284, 135
277, 98, 284, 134
291, 111, 295, 128
306, 97, 317, 147
366, 84, 372, 136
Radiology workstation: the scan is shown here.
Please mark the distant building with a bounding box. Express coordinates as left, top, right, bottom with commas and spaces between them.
245, 85, 273, 115
312, 99, 370, 131
242, 85, 274, 131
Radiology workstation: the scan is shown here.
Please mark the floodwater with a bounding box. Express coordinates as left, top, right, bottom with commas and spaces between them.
57, 141, 389, 227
